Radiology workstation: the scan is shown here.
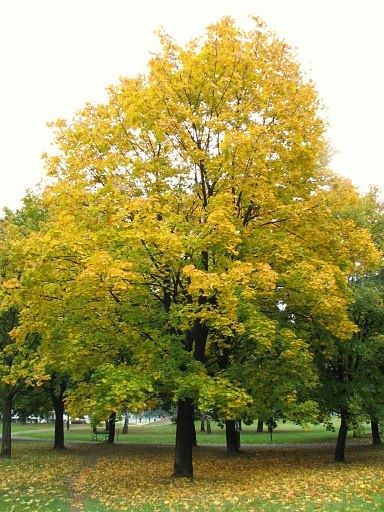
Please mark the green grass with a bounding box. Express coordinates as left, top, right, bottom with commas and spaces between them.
1, 441, 383, 511
0, 443, 77, 512
5, 422, 55, 433
7, 419, 370, 445
202, 494, 384, 511
0, 490, 71, 512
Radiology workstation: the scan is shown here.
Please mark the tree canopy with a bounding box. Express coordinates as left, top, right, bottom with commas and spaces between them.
1, 17, 381, 473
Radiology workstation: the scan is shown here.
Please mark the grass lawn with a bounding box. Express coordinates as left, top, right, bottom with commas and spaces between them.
7, 419, 370, 445
1, 440, 383, 511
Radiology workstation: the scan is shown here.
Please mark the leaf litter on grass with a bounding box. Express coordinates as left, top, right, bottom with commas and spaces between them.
2, 442, 384, 511
72, 443, 384, 511
0, 442, 83, 511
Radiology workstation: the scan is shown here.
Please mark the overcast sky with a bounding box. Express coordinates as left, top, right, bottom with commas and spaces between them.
1, 0, 383, 211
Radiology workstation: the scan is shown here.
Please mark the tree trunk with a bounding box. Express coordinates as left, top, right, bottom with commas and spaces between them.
107, 412, 116, 444
19, 413, 27, 424
335, 410, 348, 462
1, 393, 13, 458
200, 416, 205, 432
257, 419, 264, 433
226, 419, 240, 452
237, 419, 242, 431
206, 418, 212, 434
173, 399, 194, 478
371, 419, 382, 445
191, 416, 197, 447
52, 381, 66, 450
122, 411, 129, 434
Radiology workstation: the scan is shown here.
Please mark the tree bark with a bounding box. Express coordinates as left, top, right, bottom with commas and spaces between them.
51, 381, 66, 450
19, 413, 27, 424
206, 417, 212, 434
191, 416, 197, 447
226, 419, 240, 452
1, 393, 13, 458
107, 412, 116, 444
335, 410, 348, 462
371, 419, 382, 445
257, 419, 264, 433
122, 411, 129, 434
200, 417, 205, 432
173, 399, 194, 477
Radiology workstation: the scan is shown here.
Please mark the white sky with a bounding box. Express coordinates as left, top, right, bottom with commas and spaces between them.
1, 0, 383, 211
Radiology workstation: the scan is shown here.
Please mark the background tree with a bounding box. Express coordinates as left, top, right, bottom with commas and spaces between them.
307, 190, 384, 461
0, 197, 48, 457
11, 385, 54, 424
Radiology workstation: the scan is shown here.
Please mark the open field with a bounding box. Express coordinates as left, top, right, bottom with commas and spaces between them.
1, 440, 383, 511
5, 419, 372, 445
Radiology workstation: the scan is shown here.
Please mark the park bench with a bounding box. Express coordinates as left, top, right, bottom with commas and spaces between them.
91, 429, 109, 442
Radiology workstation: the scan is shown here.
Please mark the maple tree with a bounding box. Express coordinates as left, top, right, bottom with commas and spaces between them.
354, 271, 384, 445
9, 385, 53, 424
311, 190, 384, 461
0, 196, 49, 457
8, 17, 380, 477
313, 271, 384, 462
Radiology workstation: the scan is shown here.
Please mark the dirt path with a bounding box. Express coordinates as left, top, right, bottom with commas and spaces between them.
67, 449, 99, 512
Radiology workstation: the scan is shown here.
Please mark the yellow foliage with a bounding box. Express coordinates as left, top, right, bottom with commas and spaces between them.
2, 16, 382, 426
